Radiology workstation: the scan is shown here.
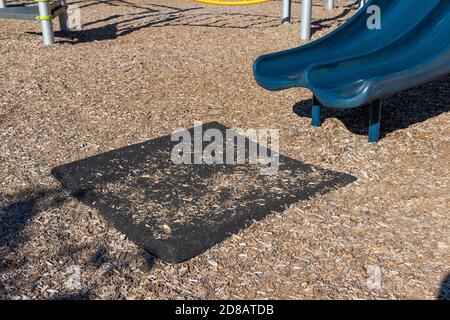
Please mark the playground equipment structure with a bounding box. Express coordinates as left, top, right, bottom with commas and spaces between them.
194, 0, 369, 40
254, 0, 450, 142
0, 0, 369, 45
0, 0, 69, 45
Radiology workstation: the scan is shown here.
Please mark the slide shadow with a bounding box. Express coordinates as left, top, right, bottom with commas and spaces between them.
293, 74, 450, 139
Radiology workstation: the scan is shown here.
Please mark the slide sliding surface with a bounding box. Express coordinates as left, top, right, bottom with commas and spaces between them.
253, 0, 450, 109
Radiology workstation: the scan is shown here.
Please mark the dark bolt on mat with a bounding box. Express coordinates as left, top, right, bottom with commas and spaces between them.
52, 122, 356, 263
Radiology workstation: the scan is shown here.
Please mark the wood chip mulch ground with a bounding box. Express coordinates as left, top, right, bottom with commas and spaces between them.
0, 0, 449, 299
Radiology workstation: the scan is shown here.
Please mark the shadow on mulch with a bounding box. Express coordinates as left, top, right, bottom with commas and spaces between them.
50, 290, 92, 300
0, 188, 66, 297
293, 74, 450, 139
311, 0, 358, 35
438, 273, 450, 300
0, 281, 6, 300
0, 187, 68, 253
0, 186, 157, 299
52, 121, 356, 263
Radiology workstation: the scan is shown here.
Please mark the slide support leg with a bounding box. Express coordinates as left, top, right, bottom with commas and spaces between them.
0, 0, 6, 8
368, 99, 382, 143
311, 96, 322, 127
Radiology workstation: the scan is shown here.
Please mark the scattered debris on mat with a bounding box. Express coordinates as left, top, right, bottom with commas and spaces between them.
52, 122, 355, 263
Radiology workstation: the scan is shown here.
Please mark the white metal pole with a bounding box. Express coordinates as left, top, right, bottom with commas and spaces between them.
360, 0, 367, 8
300, 0, 312, 40
327, 0, 334, 11
0, 0, 7, 9
281, 0, 291, 24
37, 0, 55, 45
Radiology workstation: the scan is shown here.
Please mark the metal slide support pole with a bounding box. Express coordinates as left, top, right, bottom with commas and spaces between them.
58, 0, 70, 33
37, 0, 55, 45
311, 95, 322, 127
300, 0, 312, 40
281, 0, 291, 24
327, 0, 334, 11
368, 99, 382, 143
0, 0, 6, 9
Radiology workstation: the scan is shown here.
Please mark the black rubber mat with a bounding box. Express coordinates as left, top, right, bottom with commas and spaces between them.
52, 122, 356, 263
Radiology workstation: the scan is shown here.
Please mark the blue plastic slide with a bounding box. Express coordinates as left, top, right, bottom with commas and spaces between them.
253, 0, 450, 142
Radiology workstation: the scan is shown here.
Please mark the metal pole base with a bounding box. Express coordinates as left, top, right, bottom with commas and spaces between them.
59, 13, 70, 33
368, 99, 382, 143
281, 0, 291, 24
58, 0, 70, 33
311, 95, 322, 127
37, 1, 55, 45
327, 0, 334, 11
